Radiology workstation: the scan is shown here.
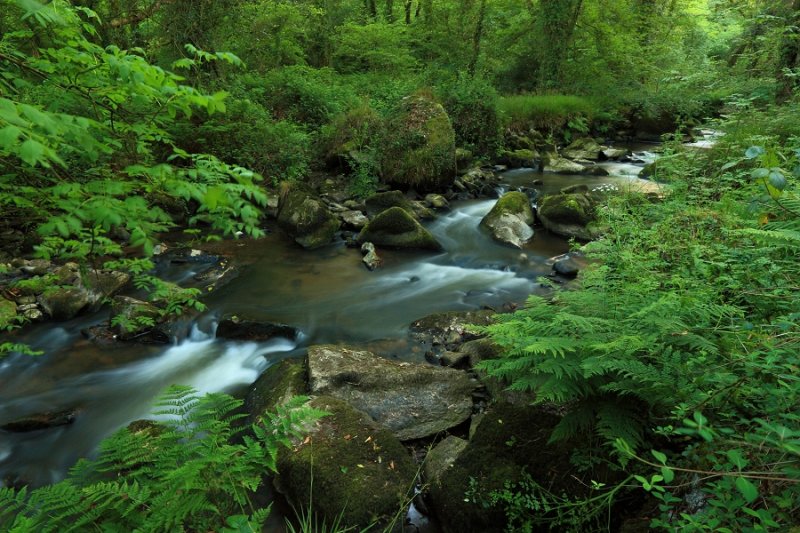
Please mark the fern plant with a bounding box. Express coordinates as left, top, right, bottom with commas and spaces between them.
0, 386, 327, 532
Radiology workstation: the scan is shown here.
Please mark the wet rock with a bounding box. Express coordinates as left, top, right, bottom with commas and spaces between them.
440, 351, 469, 368
562, 137, 603, 161
340, 210, 368, 230
425, 194, 449, 209
1, 408, 79, 432
537, 192, 599, 241
111, 296, 162, 341
600, 147, 629, 160
192, 261, 238, 292
585, 164, 610, 176
277, 186, 341, 249
0, 298, 17, 328
427, 403, 580, 533
459, 338, 502, 368
543, 154, 587, 174
360, 242, 382, 271
410, 310, 495, 353
216, 314, 297, 341
18, 259, 51, 276
380, 94, 456, 192
38, 286, 90, 320
83, 270, 131, 308
639, 160, 659, 180
357, 207, 443, 251
364, 190, 434, 220
498, 148, 539, 169
424, 436, 468, 487
552, 251, 588, 278
275, 395, 417, 528
307, 345, 477, 440
245, 359, 307, 420
479, 191, 535, 249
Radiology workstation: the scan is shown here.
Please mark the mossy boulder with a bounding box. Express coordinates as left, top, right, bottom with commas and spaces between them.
498, 148, 539, 169
277, 186, 341, 249
479, 191, 535, 248
427, 403, 578, 533
245, 359, 307, 420
38, 286, 90, 320
307, 345, 477, 440
424, 436, 468, 487
110, 296, 162, 340
380, 95, 456, 192
537, 192, 599, 241
275, 396, 417, 529
562, 137, 603, 161
542, 154, 588, 174
357, 207, 442, 251
364, 190, 434, 220
0, 298, 17, 328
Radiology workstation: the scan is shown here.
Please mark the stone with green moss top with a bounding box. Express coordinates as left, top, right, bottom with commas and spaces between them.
38, 286, 90, 320
562, 137, 603, 161
498, 148, 539, 169
537, 192, 599, 241
427, 402, 582, 533
275, 395, 417, 529
357, 207, 443, 251
245, 359, 307, 421
380, 95, 456, 192
364, 190, 433, 220
479, 191, 535, 248
277, 186, 341, 249
0, 298, 17, 328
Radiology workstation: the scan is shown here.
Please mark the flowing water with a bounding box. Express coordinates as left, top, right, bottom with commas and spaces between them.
0, 155, 655, 489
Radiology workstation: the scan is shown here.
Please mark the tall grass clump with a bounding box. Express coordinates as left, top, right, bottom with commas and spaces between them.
497, 94, 594, 132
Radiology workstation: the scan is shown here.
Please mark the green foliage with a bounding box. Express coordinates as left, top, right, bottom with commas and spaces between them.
0, 387, 327, 532
332, 22, 417, 74
497, 95, 594, 134
436, 76, 501, 158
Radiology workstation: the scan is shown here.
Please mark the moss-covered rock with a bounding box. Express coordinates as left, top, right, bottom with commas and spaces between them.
542, 154, 588, 174
245, 359, 307, 420
307, 345, 477, 440
0, 298, 17, 328
479, 191, 535, 248
364, 190, 433, 220
498, 148, 539, 169
427, 403, 579, 533
380, 95, 456, 192
38, 286, 90, 320
357, 207, 442, 251
562, 137, 603, 161
275, 395, 417, 529
111, 296, 162, 340
277, 185, 341, 249
537, 192, 599, 241
216, 314, 297, 341
424, 436, 468, 487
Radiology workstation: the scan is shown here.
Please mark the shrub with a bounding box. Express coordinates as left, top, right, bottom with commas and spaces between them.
436, 76, 502, 158
332, 22, 417, 74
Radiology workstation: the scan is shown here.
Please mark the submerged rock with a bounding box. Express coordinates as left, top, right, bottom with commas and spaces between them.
277, 186, 341, 249
357, 207, 443, 251
1, 408, 79, 432
479, 191, 535, 249
215, 314, 297, 341
307, 345, 477, 440
275, 395, 417, 528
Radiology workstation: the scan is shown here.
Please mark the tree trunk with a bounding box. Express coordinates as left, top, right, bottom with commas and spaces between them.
468, 0, 487, 77
404, 0, 412, 24
536, 0, 584, 89
386, 0, 395, 22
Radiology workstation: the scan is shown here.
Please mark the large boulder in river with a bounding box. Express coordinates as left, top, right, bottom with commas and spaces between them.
537, 192, 600, 241
365, 190, 435, 220
275, 396, 417, 528
479, 191, 535, 249
543, 154, 588, 174
357, 207, 443, 251
277, 186, 340, 249
562, 137, 603, 161
427, 403, 581, 533
380, 95, 456, 192
216, 314, 297, 341
307, 345, 477, 440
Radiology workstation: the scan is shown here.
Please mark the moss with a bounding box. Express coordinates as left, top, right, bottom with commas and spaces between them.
428, 403, 579, 533
357, 207, 442, 251
12, 275, 54, 296
277, 186, 341, 249
538, 193, 595, 225
276, 396, 417, 528
245, 359, 307, 420
364, 190, 415, 217
0, 298, 17, 329
380, 95, 456, 192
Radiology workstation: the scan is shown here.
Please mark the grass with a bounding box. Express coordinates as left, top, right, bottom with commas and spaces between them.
497, 94, 594, 131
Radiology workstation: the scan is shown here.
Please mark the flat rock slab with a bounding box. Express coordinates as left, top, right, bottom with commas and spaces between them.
307, 345, 477, 441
